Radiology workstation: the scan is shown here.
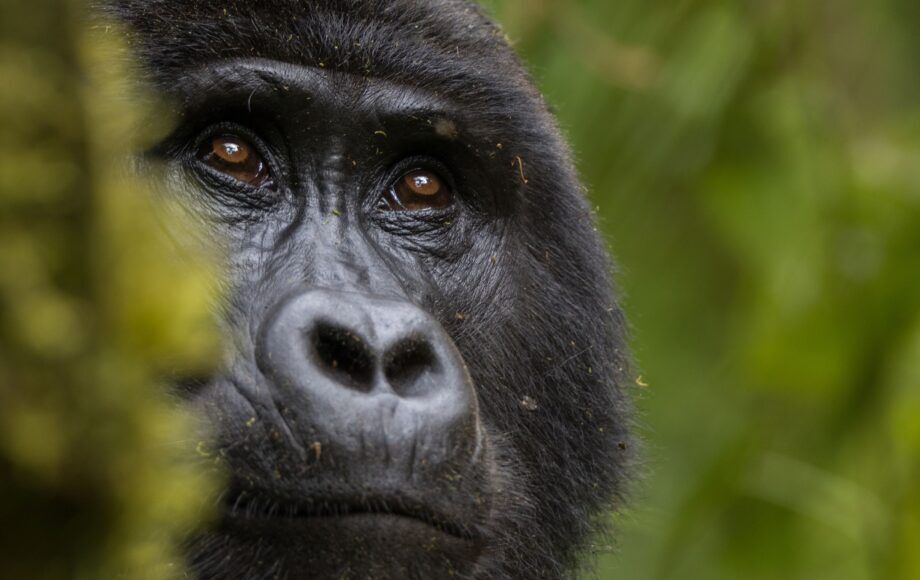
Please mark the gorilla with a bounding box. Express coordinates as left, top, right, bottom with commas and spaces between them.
101, 1, 634, 578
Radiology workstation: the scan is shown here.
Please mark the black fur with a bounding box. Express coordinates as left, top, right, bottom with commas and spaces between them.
99, 1, 635, 578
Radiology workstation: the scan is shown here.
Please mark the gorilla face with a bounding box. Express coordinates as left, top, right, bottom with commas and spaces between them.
103, 1, 634, 578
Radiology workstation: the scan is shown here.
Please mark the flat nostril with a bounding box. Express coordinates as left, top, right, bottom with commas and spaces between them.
311, 322, 375, 392
384, 337, 440, 397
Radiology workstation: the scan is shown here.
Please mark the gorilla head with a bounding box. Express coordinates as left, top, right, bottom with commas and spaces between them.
101, 1, 634, 578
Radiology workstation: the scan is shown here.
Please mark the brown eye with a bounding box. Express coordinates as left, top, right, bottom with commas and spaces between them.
385, 169, 453, 211
198, 134, 273, 188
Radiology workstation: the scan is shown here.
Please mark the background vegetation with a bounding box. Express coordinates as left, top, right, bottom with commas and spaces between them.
1, 0, 917, 578
480, 0, 920, 579
0, 0, 218, 577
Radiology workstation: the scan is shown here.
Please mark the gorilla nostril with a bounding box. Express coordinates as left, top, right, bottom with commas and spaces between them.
384, 338, 440, 397
311, 322, 375, 391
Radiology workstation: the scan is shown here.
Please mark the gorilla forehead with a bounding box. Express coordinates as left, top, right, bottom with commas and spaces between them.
104, 0, 533, 102
104, 0, 573, 209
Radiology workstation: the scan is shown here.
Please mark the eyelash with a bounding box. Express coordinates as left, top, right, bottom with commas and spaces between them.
380, 158, 456, 203
189, 123, 280, 191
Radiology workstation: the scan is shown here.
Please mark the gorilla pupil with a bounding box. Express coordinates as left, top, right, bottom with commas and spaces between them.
406, 171, 440, 196
214, 137, 248, 164
388, 169, 452, 211
199, 134, 271, 187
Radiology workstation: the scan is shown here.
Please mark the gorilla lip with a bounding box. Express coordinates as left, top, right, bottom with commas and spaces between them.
221, 488, 480, 541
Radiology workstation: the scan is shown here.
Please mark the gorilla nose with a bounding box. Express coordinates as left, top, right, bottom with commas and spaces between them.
310, 319, 443, 398
256, 289, 480, 468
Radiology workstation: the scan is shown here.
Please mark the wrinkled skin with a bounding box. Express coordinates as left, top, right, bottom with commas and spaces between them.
101, 1, 634, 578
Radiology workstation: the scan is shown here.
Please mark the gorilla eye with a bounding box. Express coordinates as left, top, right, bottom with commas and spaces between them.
198, 134, 273, 188
385, 169, 453, 211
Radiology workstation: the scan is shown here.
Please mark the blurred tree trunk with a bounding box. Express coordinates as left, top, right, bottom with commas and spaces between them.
0, 1, 218, 578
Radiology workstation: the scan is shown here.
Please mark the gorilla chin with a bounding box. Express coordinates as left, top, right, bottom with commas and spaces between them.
101, 0, 635, 578
203, 504, 484, 577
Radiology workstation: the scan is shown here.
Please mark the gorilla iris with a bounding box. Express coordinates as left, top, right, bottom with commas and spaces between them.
101, 1, 634, 578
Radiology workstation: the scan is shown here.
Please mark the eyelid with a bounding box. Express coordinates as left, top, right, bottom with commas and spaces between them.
380, 162, 456, 214
190, 122, 280, 190
384, 157, 457, 200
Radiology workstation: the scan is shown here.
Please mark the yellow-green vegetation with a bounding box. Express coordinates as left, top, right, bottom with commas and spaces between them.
0, 0, 219, 578
483, 1, 920, 579
1, 0, 917, 579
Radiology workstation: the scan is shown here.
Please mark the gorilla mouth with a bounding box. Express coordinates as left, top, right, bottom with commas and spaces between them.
221, 487, 480, 541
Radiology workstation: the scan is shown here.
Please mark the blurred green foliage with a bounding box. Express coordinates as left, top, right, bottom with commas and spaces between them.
0, 0, 219, 578
1, 0, 917, 578
481, 0, 920, 578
